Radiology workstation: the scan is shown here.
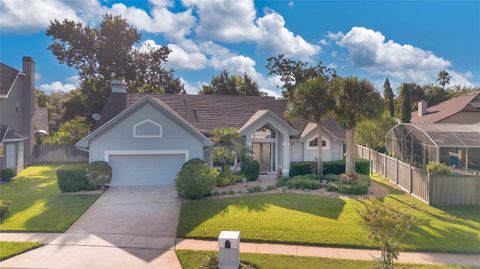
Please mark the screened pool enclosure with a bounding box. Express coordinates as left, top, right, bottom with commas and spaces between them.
385, 123, 480, 172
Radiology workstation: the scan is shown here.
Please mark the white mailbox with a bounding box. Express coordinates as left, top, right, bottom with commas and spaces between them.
218, 231, 240, 269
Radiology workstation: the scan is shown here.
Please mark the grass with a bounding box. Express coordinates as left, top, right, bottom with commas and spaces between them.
178, 174, 480, 253
175, 250, 477, 269
0, 163, 100, 232
0, 241, 43, 261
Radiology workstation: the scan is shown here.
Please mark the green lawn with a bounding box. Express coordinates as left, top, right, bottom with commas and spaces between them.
0, 163, 100, 232
176, 250, 477, 269
0, 241, 43, 261
178, 175, 480, 253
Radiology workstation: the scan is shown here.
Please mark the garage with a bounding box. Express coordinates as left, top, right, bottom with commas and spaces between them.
108, 153, 186, 186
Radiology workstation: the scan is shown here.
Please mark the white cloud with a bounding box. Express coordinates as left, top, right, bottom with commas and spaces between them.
166, 44, 208, 70
337, 27, 459, 84
180, 77, 205, 94
327, 31, 344, 41
39, 81, 77, 93
288, 2, 295, 8
183, 0, 319, 60
108, 0, 196, 40
449, 70, 473, 87
0, 0, 98, 32
261, 88, 282, 99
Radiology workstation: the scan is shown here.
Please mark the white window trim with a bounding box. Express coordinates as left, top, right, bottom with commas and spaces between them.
133, 119, 163, 138
306, 137, 329, 150
104, 150, 190, 162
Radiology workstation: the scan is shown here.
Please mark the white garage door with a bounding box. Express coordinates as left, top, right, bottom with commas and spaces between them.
109, 154, 185, 186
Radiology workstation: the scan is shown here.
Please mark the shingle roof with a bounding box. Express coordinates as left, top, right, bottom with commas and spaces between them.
411, 91, 480, 124
0, 63, 20, 96
95, 93, 345, 140
0, 124, 8, 144
33, 107, 49, 132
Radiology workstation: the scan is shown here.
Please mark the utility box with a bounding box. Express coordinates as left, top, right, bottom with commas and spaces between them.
218, 231, 240, 269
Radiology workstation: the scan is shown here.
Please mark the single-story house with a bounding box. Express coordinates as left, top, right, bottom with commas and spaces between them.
76, 80, 345, 186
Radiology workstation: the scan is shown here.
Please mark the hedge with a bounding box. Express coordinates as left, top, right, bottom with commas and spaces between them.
0, 169, 16, 182
326, 174, 371, 195
240, 159, 260, 181
176, 162, 218, 199
289, 159, 370, 177
57, 169, 94, 193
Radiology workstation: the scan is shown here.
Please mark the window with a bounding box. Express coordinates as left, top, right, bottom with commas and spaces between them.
16, 101, 19, 113
133, 119, 163, 138
5, 143, 16, 169
253, 126, 276, 139
308, 138, 327, 148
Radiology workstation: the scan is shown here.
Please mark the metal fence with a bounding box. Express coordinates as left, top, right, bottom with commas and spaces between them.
32, 144, 88, 163
356, 145, 480, 206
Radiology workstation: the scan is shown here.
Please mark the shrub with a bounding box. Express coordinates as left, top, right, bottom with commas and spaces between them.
241, 159, 260, 181
0, 169, 16, 182
327, 174, 370, 195
182, 158, 205, 169
0, 200, 12, 219
289, 162, 314, 177
289, 160, 370, 176
426, 161, 451, 175
339, 172, 359, 184
286, 178, 320, 190
324, 174, 340, 182
56, 169, 93, 192
266, 185, 276, 191
247, 186, 262, 193
216, 166, 242, 187
86, 161, 112, 189
276, 176, 290, 187
291, 174, 316, 180
176, 163, 218, 199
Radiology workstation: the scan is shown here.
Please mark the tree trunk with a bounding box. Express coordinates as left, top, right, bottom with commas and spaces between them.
316, 122, 324, 178
345, 127, 356, 174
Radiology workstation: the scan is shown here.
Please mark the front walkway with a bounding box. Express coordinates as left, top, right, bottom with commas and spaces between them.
175, 239, 480, 267
3, 233, 480, 267
0, 186, 183, 269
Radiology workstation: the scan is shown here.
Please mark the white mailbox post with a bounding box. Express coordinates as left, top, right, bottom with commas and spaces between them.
218, 231, 240, 269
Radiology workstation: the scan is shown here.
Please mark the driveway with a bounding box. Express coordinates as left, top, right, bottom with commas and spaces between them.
0, 186, 183, 269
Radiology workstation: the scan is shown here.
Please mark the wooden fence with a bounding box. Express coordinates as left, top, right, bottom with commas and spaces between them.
32, 144, 88, 163
356, 145, 480, 206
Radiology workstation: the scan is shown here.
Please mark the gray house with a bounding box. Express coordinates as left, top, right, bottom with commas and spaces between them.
76, 80, 345, 186
0, 57, 47, 173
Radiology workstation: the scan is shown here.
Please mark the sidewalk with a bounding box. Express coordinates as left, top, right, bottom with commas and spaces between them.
2, 233, 480, 267
175, 239, 480, 267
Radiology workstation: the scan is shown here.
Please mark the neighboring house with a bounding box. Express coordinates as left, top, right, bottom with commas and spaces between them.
411, 91, 480, 124
76, 80, 346, 186
386, 92, 480, 172
0, 57, 48, 173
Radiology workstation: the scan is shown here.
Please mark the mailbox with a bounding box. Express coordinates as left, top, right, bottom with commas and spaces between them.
218, 231, 240, 269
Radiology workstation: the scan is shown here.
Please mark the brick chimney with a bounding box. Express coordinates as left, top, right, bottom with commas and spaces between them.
22, 56, 35, 164
418, 100, 427, 116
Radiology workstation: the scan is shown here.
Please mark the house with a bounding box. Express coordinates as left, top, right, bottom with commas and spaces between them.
0, 57, 48, 173
386, 92, 480, 172
76, 80, 345, 186
411, 91, 480, 124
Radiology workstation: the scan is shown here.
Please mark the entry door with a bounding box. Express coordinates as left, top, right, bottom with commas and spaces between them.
253, 143, 271, 172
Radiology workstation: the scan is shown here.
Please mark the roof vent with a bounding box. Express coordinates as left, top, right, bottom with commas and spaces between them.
193, 109, 199, 122
111, 79, 127, 93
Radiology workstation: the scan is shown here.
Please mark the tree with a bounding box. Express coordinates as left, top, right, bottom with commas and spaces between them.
399, 84, 412, 123
266, 54, 336, 100
383, 78, 395, 117
423, 84, 448, 106
199, 71, 265, 96
437, 69, 451, 90
211, 128, 245, 171
356, 112, 396, 152
46, 14, 183, 120
286, 77, 335, 178
43, 116, 91, 144
332, 77, 384, 174
357, 199, 420, 269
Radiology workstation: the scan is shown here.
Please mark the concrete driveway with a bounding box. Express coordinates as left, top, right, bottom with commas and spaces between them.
0, 186, 183, 269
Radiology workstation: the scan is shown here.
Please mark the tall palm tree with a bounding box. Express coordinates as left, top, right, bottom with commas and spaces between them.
286, 77, 335, 178
437, 70, 451, 90
211, 127, 243, 171
332, 77, 384, 174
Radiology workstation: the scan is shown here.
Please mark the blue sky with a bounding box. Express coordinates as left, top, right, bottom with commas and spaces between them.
1, 0, 479, 97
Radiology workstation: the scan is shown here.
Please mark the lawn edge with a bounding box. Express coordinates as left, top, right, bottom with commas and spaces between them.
0, 241, 44, 261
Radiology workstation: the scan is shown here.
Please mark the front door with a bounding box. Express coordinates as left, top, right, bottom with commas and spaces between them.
253, 142, 272, 173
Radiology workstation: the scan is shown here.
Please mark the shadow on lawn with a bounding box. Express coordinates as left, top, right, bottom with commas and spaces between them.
0, 163, 97, 232
177, 193, 346, 238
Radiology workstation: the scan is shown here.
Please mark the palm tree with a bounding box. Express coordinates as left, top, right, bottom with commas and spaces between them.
437, 70, 451, 90
332, 77, 384, 174
286, 77, 335, 178
211, 127, 247, 171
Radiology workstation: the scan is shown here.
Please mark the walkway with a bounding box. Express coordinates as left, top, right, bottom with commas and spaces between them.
176, 239, 480, 267
2, 234, 479, 267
